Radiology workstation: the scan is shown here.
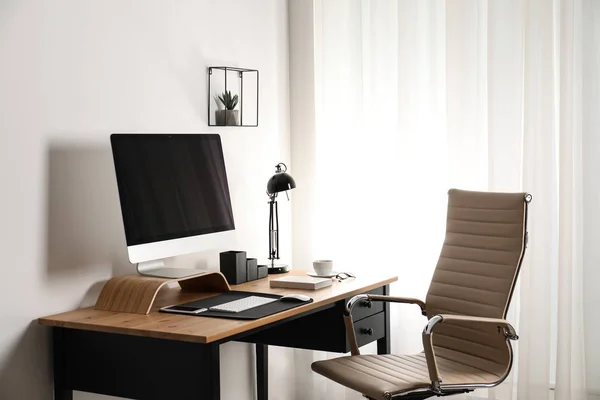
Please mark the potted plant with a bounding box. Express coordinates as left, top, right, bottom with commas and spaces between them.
215, 90, 239, 126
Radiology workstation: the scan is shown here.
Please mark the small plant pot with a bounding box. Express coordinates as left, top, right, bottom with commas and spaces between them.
215, 110, 239, 126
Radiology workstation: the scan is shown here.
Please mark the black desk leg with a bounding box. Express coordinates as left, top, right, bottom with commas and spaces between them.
206, 343, 221, 400
256, 343, 268, 400
377, 284, 391, 355
53, 328, 73, 400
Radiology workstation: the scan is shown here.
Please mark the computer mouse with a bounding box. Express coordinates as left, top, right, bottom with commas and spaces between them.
280, 294, 312, 302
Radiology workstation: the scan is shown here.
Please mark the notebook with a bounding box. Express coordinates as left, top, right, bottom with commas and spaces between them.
269, 276, 333, 290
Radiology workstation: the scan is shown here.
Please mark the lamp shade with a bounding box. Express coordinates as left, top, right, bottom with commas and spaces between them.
267, 172, 296, 194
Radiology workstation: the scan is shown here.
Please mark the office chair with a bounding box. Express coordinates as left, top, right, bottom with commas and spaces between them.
312, 189, 531, 400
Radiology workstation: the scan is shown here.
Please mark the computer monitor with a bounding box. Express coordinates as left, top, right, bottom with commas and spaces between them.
110, 133, 235, 278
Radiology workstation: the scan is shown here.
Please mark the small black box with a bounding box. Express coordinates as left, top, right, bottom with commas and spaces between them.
220, 251, 247, 285
246, 258, 258, 281
257, 264, 268, 279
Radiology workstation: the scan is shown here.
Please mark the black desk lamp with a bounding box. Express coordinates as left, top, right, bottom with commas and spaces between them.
266, 163, 296, 274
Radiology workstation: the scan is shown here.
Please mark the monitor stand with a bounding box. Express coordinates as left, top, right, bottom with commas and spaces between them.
95, 270, 231, 314
137, 260, 201, 279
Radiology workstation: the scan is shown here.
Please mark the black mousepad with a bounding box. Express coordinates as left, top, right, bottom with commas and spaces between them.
161, 290, 313, 320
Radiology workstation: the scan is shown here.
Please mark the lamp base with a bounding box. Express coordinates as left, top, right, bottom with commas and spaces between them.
267, 264, 290, 274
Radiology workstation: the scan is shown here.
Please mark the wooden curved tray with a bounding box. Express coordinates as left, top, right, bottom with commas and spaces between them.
94, 272, 231, 314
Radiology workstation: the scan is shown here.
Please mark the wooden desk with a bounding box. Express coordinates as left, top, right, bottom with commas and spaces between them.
39, 270, 398, 400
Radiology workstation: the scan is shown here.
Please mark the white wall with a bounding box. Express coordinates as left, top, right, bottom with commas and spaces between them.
0, 1, 290, 399
289, 0, 317, 270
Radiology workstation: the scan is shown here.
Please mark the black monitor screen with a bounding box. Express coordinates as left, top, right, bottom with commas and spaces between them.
110, 134, 235, 246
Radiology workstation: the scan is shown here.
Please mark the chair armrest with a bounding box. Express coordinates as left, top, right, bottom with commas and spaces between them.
422, 314, 519, 393
424, 314, 518, 339
343, 294, 427, 356
345, 294, 426, 316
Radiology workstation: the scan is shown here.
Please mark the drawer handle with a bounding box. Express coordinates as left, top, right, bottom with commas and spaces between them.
361, 328, 373, 336
360, 300, 372, 308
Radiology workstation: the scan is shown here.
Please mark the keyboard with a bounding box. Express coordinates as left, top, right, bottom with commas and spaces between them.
209, 296, 278, 313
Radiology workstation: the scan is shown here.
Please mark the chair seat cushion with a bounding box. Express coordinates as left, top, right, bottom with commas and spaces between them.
311, 352, 503, 400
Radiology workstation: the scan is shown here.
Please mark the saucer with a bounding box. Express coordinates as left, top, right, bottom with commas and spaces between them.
307, 271, 339, 278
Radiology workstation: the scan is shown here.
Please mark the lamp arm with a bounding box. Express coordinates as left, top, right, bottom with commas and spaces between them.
268, 194, 280, 267
275, 200, 279, 260
268, 197, 274, 264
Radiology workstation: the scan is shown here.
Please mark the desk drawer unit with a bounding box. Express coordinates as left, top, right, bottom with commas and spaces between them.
239, 286, 388, 353
351, 289, 385, 322
353, 312, 385, 348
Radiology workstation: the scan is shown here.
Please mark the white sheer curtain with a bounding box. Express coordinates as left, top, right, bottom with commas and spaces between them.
285, 0, 597, 399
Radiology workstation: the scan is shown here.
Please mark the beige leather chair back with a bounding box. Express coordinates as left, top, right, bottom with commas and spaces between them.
425, 189, 529, 378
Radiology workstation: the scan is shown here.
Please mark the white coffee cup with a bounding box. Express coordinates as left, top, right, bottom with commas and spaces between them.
313, 260, 333, 276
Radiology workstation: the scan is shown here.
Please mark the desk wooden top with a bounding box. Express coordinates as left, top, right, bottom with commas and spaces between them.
38, 270, 398, 344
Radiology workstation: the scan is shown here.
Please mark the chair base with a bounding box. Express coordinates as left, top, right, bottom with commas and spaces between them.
365, 388, 474, 400
374, 388, 473, 400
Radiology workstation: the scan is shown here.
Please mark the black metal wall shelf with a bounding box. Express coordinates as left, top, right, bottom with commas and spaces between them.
208, 66, 259, 127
